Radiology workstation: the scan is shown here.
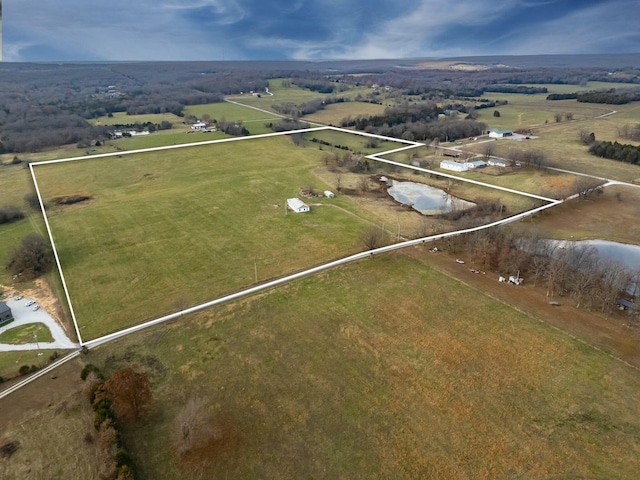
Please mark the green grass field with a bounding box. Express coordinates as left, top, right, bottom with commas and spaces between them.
0, 349, 60, 380
33, 135, 384, 340
81, 252, 640, 479
0, 323, 54, 345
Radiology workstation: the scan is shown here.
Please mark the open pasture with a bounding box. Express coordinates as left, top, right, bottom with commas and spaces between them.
90, 111, 183, 127
83, 253, 640, 479
302, 101, 386, 125
32, 135, 384, 340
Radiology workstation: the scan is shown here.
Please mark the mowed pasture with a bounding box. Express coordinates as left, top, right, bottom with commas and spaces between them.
471, 92, 640, 182
83, 253, 640, 479
33, 135, 381, 340
302, 101, 386, 125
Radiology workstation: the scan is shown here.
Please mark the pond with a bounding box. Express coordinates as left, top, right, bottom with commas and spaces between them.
548, 239, 640, 272
546, 239, 640, 295
386, 180, 476, 215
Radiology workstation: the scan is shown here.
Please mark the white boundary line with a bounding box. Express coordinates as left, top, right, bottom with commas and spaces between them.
29, 124, 562, 348
29, 163, 85, 345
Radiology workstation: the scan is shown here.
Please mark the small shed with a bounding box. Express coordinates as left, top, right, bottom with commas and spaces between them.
324, 190, 335, 198
287, 198, 310, 213
0, 302, 14, 327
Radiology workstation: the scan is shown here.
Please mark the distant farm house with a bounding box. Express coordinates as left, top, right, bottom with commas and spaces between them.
287, 198, 310, 213
440, 160, 469, 172
488, 158, 512, 167
323, 190, 335, 198
488, 128, 513, 139
0, 302, 14, 327
467, 160, 487, 169
191, 122, 208, 131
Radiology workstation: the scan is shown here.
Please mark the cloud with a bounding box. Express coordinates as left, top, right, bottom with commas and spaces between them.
3, 0, 639, 61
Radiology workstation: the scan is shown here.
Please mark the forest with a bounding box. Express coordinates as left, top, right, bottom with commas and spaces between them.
1, 60, 640, 153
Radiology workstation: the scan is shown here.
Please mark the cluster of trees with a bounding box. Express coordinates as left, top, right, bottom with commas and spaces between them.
321, 151, 370, 173
452, 229, 636, 315
272, 96, 347, 118
82, 364, 152, 480
5, 234, 53, 280
589, 141, 640, 164
505, 147, 549, 170
216, 120, 249, 136
0, 205, 24, 225
547, 89, 640, 104
341, 103, 486, 142
577, 89, 640, 104
107, 121, 173, 133
267, 119, 310, 132
546, 93, 578, 100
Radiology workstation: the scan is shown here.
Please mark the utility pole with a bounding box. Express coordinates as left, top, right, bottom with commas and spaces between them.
254, 262, 258, 283
34, 332, 42, 356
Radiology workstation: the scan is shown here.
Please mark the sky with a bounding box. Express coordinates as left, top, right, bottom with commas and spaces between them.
4, 0, 640, 62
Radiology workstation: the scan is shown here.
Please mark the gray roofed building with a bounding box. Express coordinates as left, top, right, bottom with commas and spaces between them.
0, 302, 14, 327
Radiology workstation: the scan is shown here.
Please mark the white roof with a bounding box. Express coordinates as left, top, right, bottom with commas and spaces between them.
287, 198, 309, 210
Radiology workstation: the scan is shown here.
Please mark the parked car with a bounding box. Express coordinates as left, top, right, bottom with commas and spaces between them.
25, 300, 36, 307
32, 305, 40, 311
15, 295, 23, 301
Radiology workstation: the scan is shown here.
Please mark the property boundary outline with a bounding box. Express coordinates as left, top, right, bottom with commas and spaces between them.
29, 125, 561, 347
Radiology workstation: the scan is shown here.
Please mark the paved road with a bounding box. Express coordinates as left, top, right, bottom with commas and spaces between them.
0, 296, 79, 351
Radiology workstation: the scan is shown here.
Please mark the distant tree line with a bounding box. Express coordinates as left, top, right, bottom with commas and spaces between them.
272, 96, 348, 118
484, 85, 547, 94
578, 89, 640, 104
588, 141, 640, 164
548, 89, 640, 104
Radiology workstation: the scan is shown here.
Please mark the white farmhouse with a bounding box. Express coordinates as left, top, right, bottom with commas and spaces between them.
440, 160, 469, 172
287, 198, 310, 213
191, 121, 208, 131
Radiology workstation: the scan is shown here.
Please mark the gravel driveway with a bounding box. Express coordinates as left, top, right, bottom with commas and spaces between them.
0, 297, 79, 351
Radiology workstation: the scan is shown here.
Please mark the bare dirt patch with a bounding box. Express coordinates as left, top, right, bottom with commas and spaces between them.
50, 194, 93, 205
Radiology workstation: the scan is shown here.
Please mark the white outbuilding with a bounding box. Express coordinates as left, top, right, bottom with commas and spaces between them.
440, 160, 469, 172
287, 198, 310, 213
324, 190, 335, 198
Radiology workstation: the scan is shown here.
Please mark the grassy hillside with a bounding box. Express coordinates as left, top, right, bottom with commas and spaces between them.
79, 251, 640, 479
33, 135, 382, 339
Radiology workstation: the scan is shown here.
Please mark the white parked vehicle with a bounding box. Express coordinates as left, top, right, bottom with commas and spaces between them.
32, 305, 40, 311
25, 300, 36, 307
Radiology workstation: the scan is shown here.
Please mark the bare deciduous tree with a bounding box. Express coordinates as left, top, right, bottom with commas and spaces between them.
483, 141, 495, 159
361, 226, 387, 250
174, 396, 222, 458
572, 177, 604, 200
358, 176, 370, 195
